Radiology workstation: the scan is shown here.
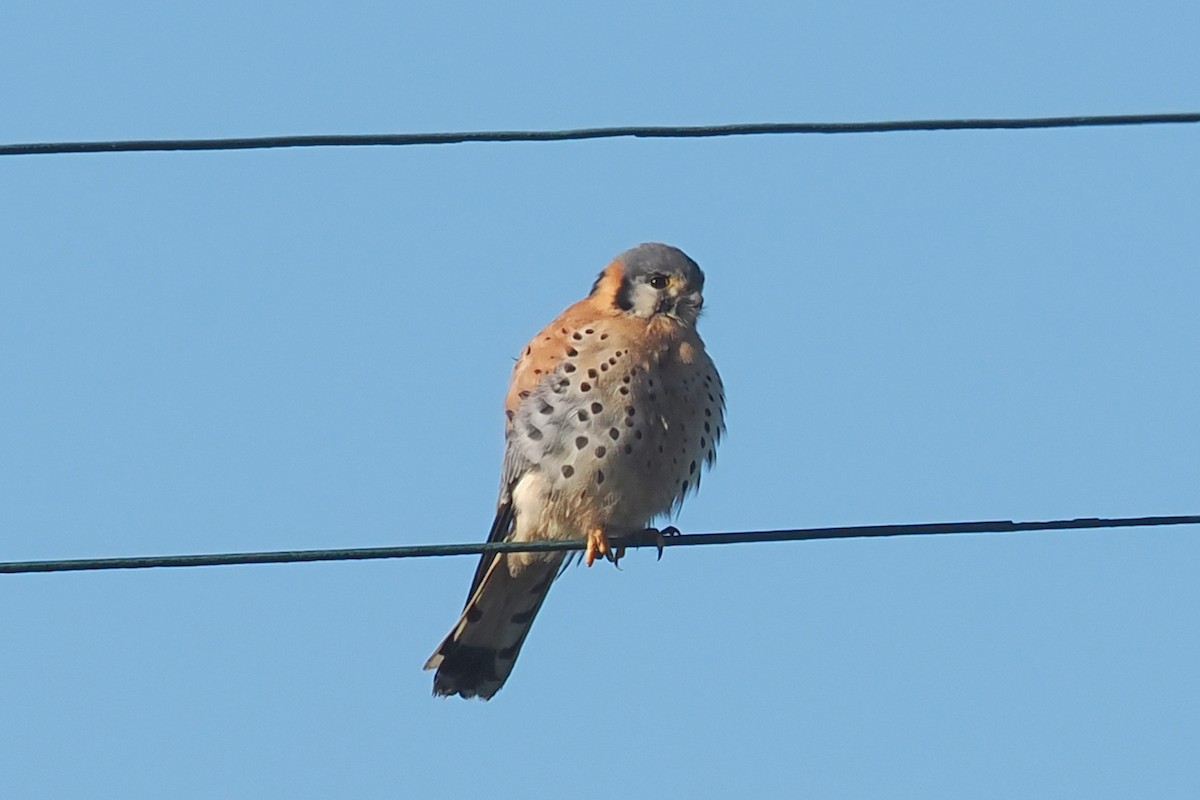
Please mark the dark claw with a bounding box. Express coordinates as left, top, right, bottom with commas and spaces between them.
637, 526, 681, 561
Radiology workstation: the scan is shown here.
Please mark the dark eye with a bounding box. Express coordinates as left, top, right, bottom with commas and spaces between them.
649, 274, 669, 289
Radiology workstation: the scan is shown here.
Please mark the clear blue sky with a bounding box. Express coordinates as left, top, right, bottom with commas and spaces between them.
3, 2, 1198, 797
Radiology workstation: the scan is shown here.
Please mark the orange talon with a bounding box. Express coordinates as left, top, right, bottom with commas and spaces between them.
584, 527, 615, 567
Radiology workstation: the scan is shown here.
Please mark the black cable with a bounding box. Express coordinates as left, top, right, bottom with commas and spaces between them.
2, 112, 1197, 157
2, 514, 1196, 575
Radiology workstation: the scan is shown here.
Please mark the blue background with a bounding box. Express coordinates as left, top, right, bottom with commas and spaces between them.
2, 2, 1198, 797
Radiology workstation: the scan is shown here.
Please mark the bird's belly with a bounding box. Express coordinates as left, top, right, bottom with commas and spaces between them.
532, 384, 709, 532
509, 327, 723, 540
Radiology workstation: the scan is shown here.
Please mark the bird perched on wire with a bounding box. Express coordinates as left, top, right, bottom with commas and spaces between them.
425, 243, 725, 699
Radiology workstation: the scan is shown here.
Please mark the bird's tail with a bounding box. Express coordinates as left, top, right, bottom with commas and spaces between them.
424, 551, 563, 699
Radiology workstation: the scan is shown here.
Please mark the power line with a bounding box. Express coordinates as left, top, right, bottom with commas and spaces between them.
2, 112, 1197, 158
2, 514, 1196, 575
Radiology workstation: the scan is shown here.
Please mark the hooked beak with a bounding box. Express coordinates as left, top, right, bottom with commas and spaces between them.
662, 291, 703, 319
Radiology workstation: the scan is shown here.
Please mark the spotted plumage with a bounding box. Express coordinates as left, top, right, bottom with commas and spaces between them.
425, 243, 725, 699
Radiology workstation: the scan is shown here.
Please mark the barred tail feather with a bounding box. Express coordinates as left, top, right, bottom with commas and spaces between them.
424, 552, 562, 700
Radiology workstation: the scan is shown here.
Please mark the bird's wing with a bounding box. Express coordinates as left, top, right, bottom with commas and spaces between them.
462, 296, 612, 601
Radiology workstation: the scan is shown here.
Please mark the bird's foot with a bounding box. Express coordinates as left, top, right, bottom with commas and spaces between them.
615, 525, 681, 561
584, 527, 619, 567
587, 526, 681, 565
650, 525, 681, 560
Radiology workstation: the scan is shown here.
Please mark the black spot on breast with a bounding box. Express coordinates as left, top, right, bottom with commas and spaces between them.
618, 386, 629, 395
623, 444, 633, 454
526, 426, 543, 441
572, 332, 583, 341
600, 333, 609, 340
539, 401, 554, 415
580, 382, 592, 392
704, 421, 711, 433
609, 428, 620, 440
563, 363, 576, 373
577, 410, 589, 422
700, 437, 707, 448
634, 429, 643, 439
518, 390, 530, 400
585, 328, 594, 335
595, 470, 605, 484
505, 409, 514, 421
704, 408, 712, 417
690, 460, 697, 474
590, 402, 603, 414
587, 368, 598, 379
600, 363, 609, 372
624, 418, 634, 428
575, 436, 589, 449
561, 465, 574, 478
625, 406, 636, 416
681, 480, 689, 494
595, 446, 607, 458
566, 347, 578, 357
466, 606, 483, 623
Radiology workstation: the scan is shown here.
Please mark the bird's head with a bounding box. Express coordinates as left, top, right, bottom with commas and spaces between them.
591, 243, 706, 326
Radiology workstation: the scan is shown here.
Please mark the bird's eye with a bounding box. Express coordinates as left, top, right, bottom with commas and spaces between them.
649, 274, 670, 289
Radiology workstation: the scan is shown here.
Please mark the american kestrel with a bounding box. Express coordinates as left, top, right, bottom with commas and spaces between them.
425, 243, 725, 699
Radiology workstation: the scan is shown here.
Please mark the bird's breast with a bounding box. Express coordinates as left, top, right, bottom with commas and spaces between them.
510, 320, 724, 531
